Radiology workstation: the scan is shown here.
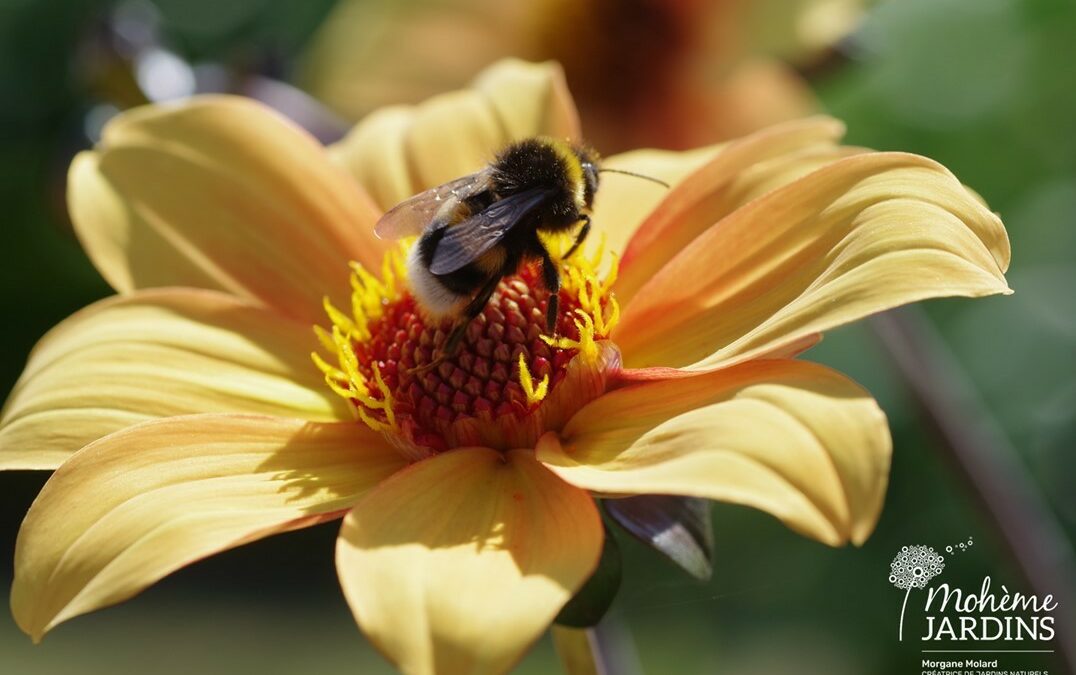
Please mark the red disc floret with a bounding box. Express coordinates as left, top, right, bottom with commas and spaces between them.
351, 263, 584, 451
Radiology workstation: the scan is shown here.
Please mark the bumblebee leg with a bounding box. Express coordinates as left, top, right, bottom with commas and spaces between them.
540, 249, 561, 333
407, 276, 503, 375
564, 214, 591, 259
444, 274, 502, 356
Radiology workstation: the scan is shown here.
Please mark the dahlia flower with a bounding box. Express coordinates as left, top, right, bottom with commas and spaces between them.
1, 60, 1009, 674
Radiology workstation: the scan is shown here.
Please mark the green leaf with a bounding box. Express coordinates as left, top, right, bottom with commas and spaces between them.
604, 495, 714, 580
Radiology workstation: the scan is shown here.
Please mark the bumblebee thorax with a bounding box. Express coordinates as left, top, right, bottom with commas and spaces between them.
491, 137, 591, 221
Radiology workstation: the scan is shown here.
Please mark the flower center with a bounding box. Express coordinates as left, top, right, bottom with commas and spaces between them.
314, 238, 621, 456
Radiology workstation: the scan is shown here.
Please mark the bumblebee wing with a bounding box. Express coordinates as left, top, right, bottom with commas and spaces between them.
429, 188, 553, 275
374, 170, 493, 239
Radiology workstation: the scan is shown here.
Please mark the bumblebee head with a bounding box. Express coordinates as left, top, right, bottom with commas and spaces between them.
572, 144, 601, 209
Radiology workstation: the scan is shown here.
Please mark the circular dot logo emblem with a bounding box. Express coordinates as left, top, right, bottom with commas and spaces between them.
890, 545, 945, 590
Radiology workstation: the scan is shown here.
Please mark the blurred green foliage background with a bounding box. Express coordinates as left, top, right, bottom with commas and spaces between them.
0, 0, 1073, 673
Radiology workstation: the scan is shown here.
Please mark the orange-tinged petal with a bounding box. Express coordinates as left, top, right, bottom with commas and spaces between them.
11, 414, 406, 642
330, 59, 581, 210
0, 289, 350, 470
615, 152, 1011, 369
337, 447, 602, 675
612, 116, 849, 298
538, 360, 891, 546
594, 119, 858, 270
69, 95, 385, 323
590, 145, 719, 256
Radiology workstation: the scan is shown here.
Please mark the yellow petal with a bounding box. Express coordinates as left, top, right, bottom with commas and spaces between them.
405, 90, 507, 188
537, 360, 891, 546
746, 0, 866, 63
615, 152, 1012, 369
337, 447, 602, 675
69, 95, 385, 323
611, 116, 849, 299
328, 106, 417, 216
301, 0, 524, 123
591, 145, 719, 256
471, 57, 580, 144
330, 59, 581, 210
11, 414, 406, 641
0, 288, 350, 471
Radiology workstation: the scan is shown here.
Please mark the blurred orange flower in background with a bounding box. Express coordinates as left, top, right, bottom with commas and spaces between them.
1, 60, 1009, 674
301, 0, 865, 152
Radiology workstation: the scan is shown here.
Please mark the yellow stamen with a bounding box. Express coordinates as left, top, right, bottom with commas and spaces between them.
312, 237, 616, 437
553, 235, 620, 348
354, 363, 396, 433
313, 325, 338, 356
310, 243, 409, 432
322, 296, 355, 336
518, 353, 550, 406
543, 309, 599, 361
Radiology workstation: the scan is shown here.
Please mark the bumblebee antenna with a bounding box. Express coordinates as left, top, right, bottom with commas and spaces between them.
598, 168, 670, 188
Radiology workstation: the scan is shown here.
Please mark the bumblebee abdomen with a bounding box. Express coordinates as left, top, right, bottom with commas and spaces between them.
406, 244, 469, 318
475, 246, 507, 274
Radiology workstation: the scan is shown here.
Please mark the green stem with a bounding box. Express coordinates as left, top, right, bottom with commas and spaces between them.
552, 626, 605, 675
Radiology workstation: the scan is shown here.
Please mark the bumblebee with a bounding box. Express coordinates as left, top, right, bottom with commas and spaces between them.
375, 136, 664, 359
